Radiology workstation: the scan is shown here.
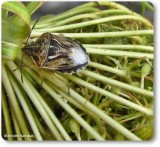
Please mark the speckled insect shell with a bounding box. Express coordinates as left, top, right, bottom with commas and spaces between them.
22, 32, 89, 73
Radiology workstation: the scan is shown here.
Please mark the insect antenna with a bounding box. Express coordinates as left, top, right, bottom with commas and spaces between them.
21, 17, 41, 83
25, 17, 41, 45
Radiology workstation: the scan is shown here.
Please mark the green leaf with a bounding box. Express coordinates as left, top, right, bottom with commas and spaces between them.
2, 2, 30, 25
69, 119, 81, 140
2, 2, 31, 59
141, 63, 152, 76
2, 9, 8, 18
2, 41, 19, 60
26, 2, 43, 15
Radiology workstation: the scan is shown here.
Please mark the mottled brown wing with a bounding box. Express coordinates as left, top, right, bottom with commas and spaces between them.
42, 34, 89, 72
42, 57, 77, 71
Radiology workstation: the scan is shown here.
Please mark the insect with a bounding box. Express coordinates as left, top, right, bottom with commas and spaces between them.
22, 33, 89, 73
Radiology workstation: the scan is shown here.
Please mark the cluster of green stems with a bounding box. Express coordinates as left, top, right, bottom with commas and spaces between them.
2, 1, 153, 141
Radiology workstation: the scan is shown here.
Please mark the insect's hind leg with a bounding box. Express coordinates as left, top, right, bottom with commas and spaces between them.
13, 56, 35, 84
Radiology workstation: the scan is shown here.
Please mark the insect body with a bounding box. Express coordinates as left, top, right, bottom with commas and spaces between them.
22, 33, 89, 73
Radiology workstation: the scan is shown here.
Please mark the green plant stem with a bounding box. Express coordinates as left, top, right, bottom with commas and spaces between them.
49, 82, 110, 140
33, 15, 152, 33
38, 1, 130, 25
141, 2, 146, 16
2, 65, 31, 141
83, 44, 154, 52
98, 1, 153, 27
23, 94, 50, 138
87, 48, 153, 59
94, 9, 138, 16
9, 101, 23, 141
2, 88, 13, 141
98, 1, 130, 11
37, 7, 100, 27
89, 61, 127, 77
20, 71, 71, 140
53, 14, 99, 27
67, 2, 99, 11
8, 72, 43, 141
142, 2, 154, 12
6, 61, 63, 140
81, 70, 153, 98
39, 71, 142, 140
89, 62, 152, 83
49, 82, 108, 132
37, 1, 152, 27
98, 1, 152, 25
42, 8, 142, 28
24, 70, 104, 141
62, 74, 153, 116
32, 85, 72, 141
116, 112, 142, 123
119, 113, 143, 124
50, 83, 88, 111
52, 30, 153, 38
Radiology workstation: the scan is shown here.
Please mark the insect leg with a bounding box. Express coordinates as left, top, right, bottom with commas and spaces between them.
20, 54, 35, 83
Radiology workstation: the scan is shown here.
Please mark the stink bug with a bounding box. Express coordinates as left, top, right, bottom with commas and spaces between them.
20, 18, 89, 82
22, 32, 89, 73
